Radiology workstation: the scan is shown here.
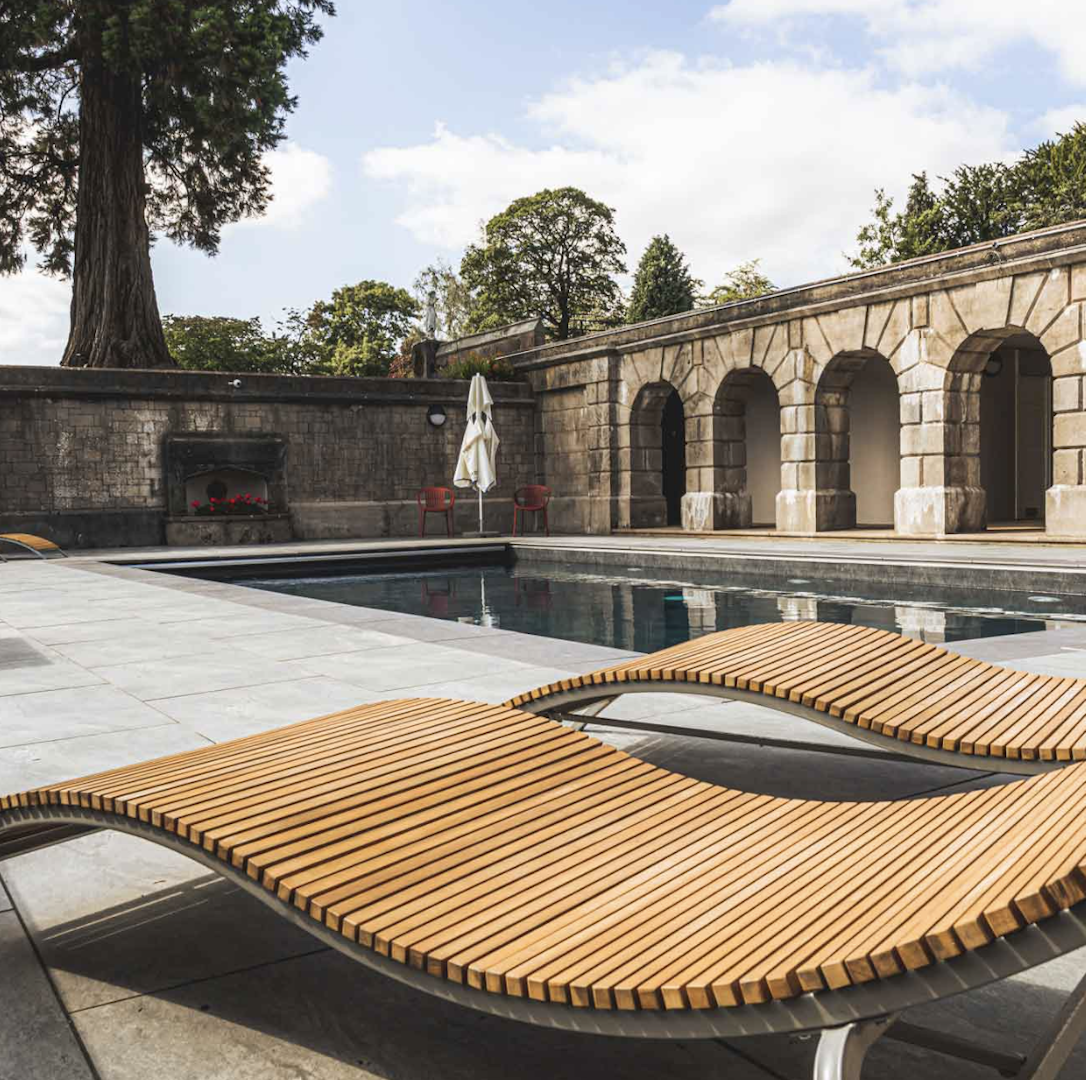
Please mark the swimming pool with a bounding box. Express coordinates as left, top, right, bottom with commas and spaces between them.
244, 560, 1079, 653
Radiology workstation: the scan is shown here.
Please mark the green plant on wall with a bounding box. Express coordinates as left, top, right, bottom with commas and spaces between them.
442, 352, 518, 381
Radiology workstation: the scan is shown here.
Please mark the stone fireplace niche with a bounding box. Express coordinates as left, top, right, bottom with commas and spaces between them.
164, 433, 292, 546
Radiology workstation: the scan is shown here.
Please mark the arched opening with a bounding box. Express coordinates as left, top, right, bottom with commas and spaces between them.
662, 389, 686, 525
627, 382, 684, 528
946, 329, 1053, 530
713, 368, 781, 527
815, 351, 900, 529
980, 335, 1052, 524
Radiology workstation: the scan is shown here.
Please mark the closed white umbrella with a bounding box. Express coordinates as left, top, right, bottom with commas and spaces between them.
454, 373, 500, 534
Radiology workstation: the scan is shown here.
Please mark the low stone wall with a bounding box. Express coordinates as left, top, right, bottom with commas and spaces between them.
0, 366, 538, 548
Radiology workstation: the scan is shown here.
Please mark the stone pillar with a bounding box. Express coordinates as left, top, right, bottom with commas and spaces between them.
1047, 350, 1086, 536
411, 338, 438, 378
776, 349, 855, 532
681, 391, 729, 530
893, 329, 985, 536
702, 393, 752, 529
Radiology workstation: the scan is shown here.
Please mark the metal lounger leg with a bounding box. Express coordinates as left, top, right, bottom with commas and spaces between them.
1020, 967, 1086, 1080
813, 1017, 896, 1080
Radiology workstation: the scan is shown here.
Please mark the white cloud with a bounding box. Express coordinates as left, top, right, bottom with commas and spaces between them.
361, 52, 1013, 288
1034, 105, 1086, 138
0, 268, 71, 366
711, 0, 1086, 84
231, 141, 333, 231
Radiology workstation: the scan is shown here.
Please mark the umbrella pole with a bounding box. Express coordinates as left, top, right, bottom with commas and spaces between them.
477, 486, 484, 533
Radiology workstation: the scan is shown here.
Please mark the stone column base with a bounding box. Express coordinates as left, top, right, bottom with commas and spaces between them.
680, 491, 751, 531
894, 486, 986, 536
1046, 485, 1086, 537
776, 488, 856, 533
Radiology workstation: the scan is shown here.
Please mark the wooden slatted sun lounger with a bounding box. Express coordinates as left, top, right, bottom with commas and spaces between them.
0, 532, 66, 560
3, 697, 1086, 1078
506, 621, 1086, 774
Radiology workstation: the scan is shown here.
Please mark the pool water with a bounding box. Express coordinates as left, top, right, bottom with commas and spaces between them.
245, 561, 1080, 653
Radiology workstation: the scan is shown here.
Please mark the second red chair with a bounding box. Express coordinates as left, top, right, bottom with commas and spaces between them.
512, 485, 551, 536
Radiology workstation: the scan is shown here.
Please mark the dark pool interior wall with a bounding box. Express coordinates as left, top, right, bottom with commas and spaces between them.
242, 561, 1077, 653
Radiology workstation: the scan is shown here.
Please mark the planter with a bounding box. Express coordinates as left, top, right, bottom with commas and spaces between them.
165, 512, 293, 547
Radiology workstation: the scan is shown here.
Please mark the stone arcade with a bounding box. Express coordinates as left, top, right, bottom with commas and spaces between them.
511, 221, 1086, 539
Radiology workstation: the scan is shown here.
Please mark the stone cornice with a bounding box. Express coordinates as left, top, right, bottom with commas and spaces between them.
0, 366, 537, 407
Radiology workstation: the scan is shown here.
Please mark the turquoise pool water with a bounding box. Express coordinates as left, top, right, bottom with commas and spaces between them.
245, 561, 1078, 653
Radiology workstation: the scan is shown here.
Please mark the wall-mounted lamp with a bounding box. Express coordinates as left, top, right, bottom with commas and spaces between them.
427, 404, 447, 428
983, 356, 1003, 378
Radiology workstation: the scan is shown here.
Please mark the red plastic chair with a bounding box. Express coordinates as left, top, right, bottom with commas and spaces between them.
513, 485, 551, 536
417, 487, 455, 537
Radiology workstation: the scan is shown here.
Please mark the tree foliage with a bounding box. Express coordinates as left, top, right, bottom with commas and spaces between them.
299, 280, 419, 377
412, 258, 476, 340
460, 187, 626, 340
0, 0, 334, 366
701, 260, 776, 306
163, 315, 298, 374
626, 234, 701, 322
850, 123, 1086, 269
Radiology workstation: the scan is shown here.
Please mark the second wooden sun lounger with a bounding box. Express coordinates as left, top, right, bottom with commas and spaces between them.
3, 696, 1086, 1078
507, 621, 1086, 773
0, 532, 66, 560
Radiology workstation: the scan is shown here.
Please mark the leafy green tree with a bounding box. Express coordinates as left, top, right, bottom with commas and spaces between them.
626, 235, 701, 322
300, 280, 419, 377
460, 187, 626, 340
1017, 122, 1086, 231
0, 0, 333, 369
849, 123, 1086, 269
412, 258, 476, 339
701, 260, 776, 306
163, 315, 299, 374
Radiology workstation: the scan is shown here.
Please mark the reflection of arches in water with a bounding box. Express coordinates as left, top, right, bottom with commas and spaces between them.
815, 351, 900, 528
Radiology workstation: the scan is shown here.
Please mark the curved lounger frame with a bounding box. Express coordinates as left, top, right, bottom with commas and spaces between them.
507, 622, 1086, 775
0, 533, 66, 560
5, 696, 1086, 1077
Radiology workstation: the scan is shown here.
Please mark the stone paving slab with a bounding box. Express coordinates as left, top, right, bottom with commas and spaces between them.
0, 684, 173, 749
0, 908, 95, 1080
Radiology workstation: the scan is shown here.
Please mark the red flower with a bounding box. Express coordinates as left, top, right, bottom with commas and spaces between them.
191, 500, 200, 509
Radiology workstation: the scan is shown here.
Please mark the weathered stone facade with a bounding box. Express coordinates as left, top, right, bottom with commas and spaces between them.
0, 368, 537, 547
510, 222, 1086, 539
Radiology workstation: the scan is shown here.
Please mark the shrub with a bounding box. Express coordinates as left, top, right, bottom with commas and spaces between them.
442, 352, 519, 381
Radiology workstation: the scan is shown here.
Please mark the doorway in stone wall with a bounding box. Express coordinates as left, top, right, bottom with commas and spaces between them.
661, 389, 686, 526
979, 336, 1053, 524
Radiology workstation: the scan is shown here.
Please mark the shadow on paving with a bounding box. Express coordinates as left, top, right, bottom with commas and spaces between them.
24, 855, 1086, 1079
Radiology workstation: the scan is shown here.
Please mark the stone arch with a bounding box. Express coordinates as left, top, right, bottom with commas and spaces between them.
811, 349, 901, 529
623, 380, 685, 528
946, 327, 1053, 527
711, 367, 782, 528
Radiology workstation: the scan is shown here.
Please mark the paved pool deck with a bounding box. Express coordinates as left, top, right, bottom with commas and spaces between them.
1, 540, 1086, 1079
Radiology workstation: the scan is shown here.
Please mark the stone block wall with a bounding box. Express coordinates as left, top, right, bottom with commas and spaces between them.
0, 367, 538, 547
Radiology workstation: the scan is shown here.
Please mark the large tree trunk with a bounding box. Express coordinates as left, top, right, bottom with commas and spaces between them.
62, 46, 173, 369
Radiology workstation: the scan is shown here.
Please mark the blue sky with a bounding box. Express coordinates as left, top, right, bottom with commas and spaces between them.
3, 0, 1085, 364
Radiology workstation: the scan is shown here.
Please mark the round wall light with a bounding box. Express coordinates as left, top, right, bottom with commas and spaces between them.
427, 404, 447, 428
983, 356, 1004, 378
